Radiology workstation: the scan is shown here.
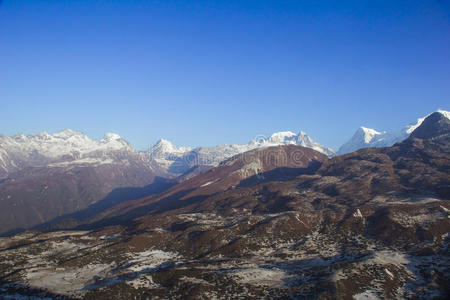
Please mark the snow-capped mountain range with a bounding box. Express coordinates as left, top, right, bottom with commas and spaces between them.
0, 128, 333, 178
147, 131, 335, 174
1, 129, 132, 157
338, 109, 450, 154
0, 129, 143, 178
1, 110, 448, 177
0, 128, 334, 177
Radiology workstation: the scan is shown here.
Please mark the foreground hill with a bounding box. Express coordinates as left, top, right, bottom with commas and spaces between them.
0, 113, 449, 299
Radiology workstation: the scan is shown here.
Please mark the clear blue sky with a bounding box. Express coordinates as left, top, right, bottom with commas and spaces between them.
1, 0, 449, 150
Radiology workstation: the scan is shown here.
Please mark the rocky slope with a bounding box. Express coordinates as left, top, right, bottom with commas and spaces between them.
78, 144, 328, 225
0, 156, 169, 235
0, 113, 448, 299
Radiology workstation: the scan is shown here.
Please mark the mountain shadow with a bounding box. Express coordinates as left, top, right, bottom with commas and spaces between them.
26, 176, 176, 233
0, 280, 71, 299
67, 187, 202, 232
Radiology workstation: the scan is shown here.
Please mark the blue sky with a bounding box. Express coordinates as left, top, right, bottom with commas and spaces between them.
1, 0, 449, 150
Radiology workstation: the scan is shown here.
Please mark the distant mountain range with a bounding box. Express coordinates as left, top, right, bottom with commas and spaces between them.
0, 110, 448, 234
147, 131, 335, 174
0, 129, 334, 179
1, 110, 448, 178
145, 109, 450, 172
0, 129, 143, 177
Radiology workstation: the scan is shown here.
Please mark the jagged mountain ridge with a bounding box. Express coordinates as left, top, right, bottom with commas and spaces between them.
338, 109, 450, 154
147, 130, 335, 174
410, 111, 450, 139
2, 110, 448, 178
0, 129, 137, 178
0, 129, 334, 178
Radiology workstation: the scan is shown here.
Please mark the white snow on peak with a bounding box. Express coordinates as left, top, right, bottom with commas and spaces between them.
53, 129, 84, 138
156, 139, 178, 151
267, 131, 297, 144
437, 109, 450, 120
360, 127, 382, 140
338, 109, 450, 154
146, 130, 335, 173
358, 127, 385, 143
103, 132, 122, 141
0, 129, 135, 175
148, 139, 192, 158
263, 130, 334, 156
403, 109, 449, 135
338, 127, 396, 155
403, 116, 428, 135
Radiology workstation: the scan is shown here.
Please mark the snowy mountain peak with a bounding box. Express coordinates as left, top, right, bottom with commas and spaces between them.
437, 109, 450, 119
0, 130, 135, 175
156, 138, 174, 146
103, 133, 122, 141
338, 127, 391, 154
358, 127, 384, 143
100, 133, 133, 151
404, 109, 450, 135
148, 139, 192, 158
339, 109, 450, 154
55, 128, 84, 137
360, 126, 380, 134
153, 139, 177, 152
268, 131, 297, 143
146, 129, 336, 174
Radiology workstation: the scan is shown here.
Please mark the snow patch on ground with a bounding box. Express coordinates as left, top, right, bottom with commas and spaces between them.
231, 267, 289, 288
392, 211, 446, 227
26, 263, 114, 296
366, 251, 409, 267
95, 249, 180, 290
200, 179, 220, 187
353, 209, 363, 218
48, 157, 114, 167
353, 290, 380, 300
